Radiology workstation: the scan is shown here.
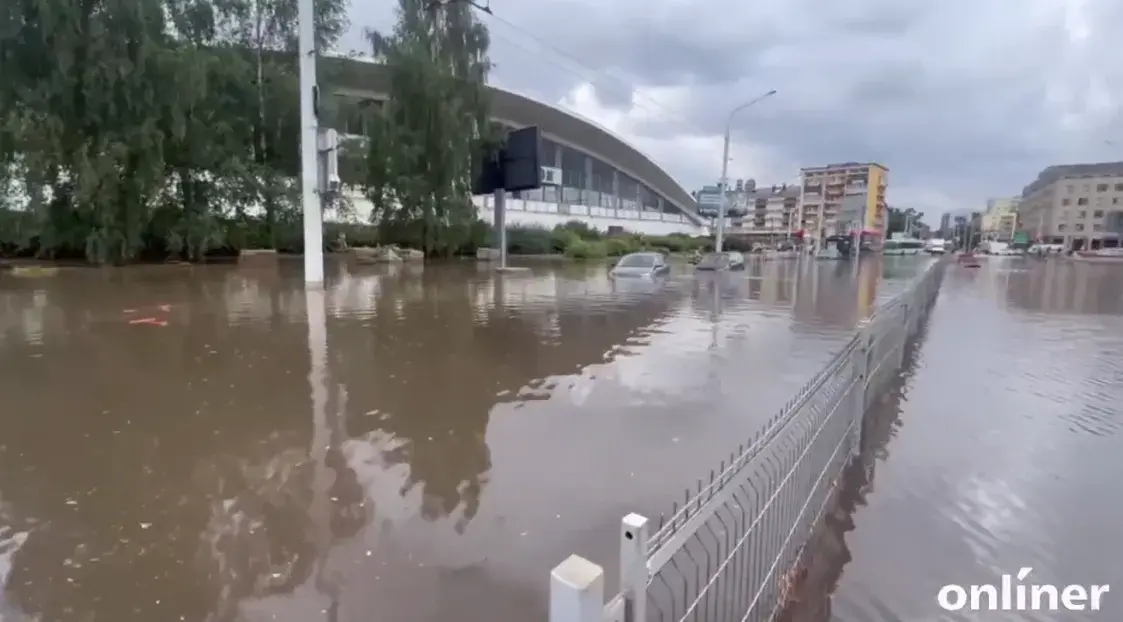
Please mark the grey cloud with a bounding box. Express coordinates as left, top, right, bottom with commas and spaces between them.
591, 82, 634, 111
344, 0, 1123, 215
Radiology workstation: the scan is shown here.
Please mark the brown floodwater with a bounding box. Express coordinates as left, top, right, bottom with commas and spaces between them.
0, 255, 926, 622
790, 258, 1123, 622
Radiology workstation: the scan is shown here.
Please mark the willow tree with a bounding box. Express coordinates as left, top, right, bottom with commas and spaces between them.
209, 0, 347, 248
0, 0, 349, 263
1, 0, 179, 263
364, 0, 493, 256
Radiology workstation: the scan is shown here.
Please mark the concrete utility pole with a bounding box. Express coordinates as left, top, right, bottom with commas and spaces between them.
298, 0, 323, 284
716, 90, 776, 253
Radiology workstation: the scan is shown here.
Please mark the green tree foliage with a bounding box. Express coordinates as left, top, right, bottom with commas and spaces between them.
0, 0, 347, 264
360, 0, 494, 257
886, 206, 927, 236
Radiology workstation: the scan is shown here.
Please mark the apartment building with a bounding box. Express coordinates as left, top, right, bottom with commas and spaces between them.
694, 178, 755, 218
800, 162, 888, 242
726, 182, 801, 240
1019, 162, 1123, 250
981, 197, 1020, 240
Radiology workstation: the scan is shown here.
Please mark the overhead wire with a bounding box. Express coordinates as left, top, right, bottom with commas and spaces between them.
480, 11, 711, 138
342, 4, 710, 138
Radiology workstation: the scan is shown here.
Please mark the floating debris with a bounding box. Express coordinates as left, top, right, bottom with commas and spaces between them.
128, 317, 168, 327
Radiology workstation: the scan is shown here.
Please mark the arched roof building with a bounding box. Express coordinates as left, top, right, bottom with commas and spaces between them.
320, 56, 704, 226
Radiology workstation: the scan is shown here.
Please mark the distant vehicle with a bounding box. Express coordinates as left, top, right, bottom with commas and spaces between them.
821, 235, 854, 258
1028, 243, 1064, 256
695, 251, 746, 271
925, 239, 947, 255
609, 252, 669, 278
957, 251, 983, 268
1072, 248, 1123, 264
979, 240, 1017, 255
883, 238, 925, 255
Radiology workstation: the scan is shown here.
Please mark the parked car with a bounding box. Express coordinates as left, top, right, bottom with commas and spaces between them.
609, 252, 670, 278
695, 251, 746, 271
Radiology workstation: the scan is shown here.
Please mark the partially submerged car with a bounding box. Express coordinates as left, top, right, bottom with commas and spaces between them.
694, 251, 746, 271
609, 252, 670, 278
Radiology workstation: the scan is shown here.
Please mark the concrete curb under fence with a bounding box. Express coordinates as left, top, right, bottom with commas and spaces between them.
549, 260, 948, 622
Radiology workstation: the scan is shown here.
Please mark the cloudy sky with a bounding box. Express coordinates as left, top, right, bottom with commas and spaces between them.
339, 0, 1123, 219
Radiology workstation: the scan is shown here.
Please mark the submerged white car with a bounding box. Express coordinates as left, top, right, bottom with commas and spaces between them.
609, 252, 670, 278
695, 251, 746, 271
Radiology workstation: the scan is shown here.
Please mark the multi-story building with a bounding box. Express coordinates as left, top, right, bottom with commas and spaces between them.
981, 197, 1020, 240
726, 182, 801, 240
799, 162, 888, 243
1019, 162, 1123, 250
694, 178, 754, 219
938, 212, 951, 239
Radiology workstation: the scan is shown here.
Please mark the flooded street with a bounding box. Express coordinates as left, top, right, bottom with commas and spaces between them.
793, 258, 1123, 622
0, 256, 927, 621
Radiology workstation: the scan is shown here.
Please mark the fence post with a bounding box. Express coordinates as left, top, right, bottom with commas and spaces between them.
896, 304, 909, 368
851, 319, 872, 457
550, 555, 606, 622
620, 513, 649, 622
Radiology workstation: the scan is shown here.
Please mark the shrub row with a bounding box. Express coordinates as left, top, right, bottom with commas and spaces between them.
499, 221, 719, 260
2, 209, 751, 262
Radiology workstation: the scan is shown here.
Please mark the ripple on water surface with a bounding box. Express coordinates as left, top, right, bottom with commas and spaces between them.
0, 256, 927, 621
792, 260, 1123, 622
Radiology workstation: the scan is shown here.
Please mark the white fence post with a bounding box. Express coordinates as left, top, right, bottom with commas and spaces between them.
550, 555, 606, 622
620, 513, 649, 621
895, 304, 909, 368
851, 319, 872, 457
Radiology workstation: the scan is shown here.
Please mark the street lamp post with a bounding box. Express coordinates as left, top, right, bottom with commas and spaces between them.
298, 0, 323, 284
716, 89, 777, 253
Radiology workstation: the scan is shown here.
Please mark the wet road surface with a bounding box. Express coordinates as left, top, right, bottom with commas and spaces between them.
791, 257, 1123, 621
0, 255, 926, 621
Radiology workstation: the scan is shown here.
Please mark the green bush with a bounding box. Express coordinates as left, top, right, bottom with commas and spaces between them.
604, 236, 637, 256
722, 236, 755, 253
471, 221, 714, 259
564, 239, 608, 260
656, 234, 696, 252
550, 228, 582, 253
558, 220, 602, 240
324, 222, 380, 249
505, 225, 555, 255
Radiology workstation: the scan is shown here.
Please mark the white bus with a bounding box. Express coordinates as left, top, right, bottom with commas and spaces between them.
883, 238, 925, 255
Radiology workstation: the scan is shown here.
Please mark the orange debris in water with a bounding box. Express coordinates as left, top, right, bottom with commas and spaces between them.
128, 317, 168, 327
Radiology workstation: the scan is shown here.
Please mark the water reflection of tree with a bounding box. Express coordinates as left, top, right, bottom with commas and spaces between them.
329, 264, 680, 530
0, 266, 315, 621
0, 262, 686, 620
777, 317, 929, 622
193, 387, 365, 622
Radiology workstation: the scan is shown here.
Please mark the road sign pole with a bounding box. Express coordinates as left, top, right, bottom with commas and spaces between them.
494, 188, 507, 269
